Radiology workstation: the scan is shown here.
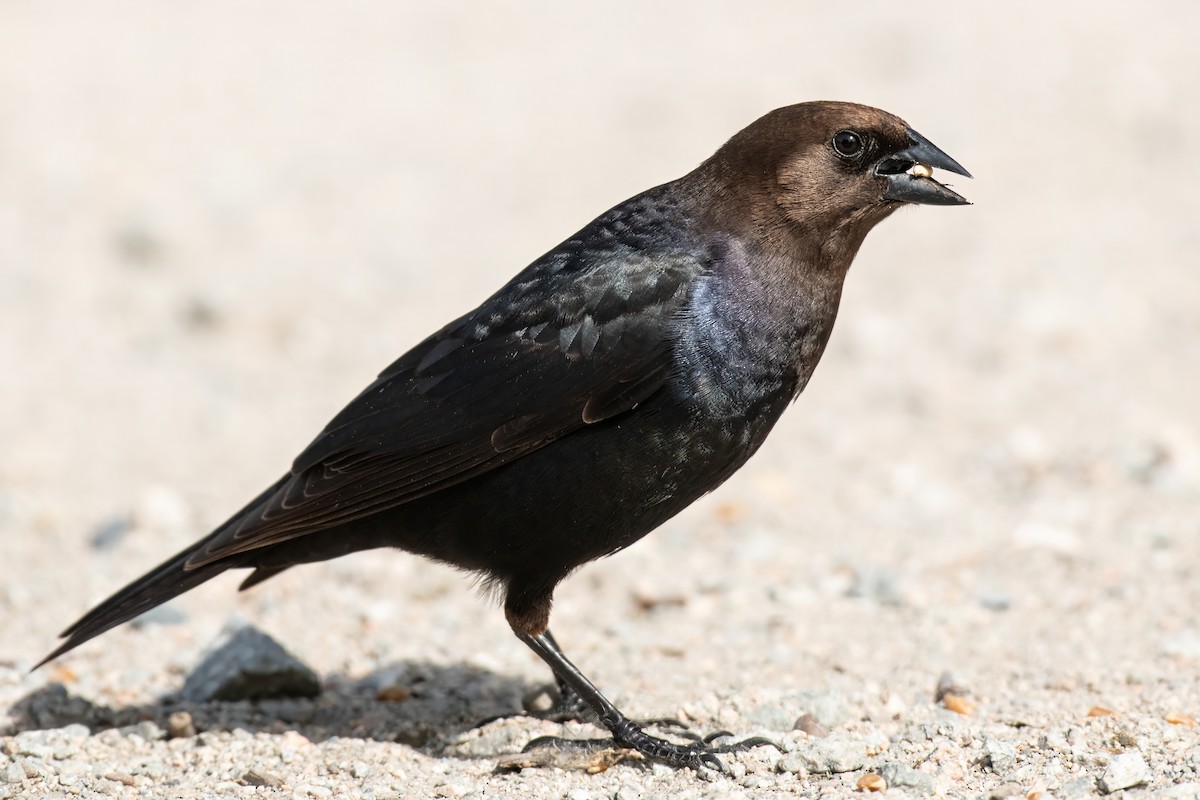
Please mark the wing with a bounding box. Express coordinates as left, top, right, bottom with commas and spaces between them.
185, 222, 706, 570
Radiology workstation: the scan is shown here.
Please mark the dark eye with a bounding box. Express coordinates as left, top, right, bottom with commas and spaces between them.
832, 130, 864, 159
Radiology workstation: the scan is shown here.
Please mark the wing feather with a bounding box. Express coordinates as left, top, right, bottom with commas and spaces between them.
184, 211, 706, 570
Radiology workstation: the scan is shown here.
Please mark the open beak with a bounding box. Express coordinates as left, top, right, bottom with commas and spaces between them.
877, 128, 972, 206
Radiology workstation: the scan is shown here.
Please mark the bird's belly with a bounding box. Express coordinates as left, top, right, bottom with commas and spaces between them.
377, 385, 790, 584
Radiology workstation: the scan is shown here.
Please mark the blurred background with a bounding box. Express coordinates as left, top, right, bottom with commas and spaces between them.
1, 0, 1198, 732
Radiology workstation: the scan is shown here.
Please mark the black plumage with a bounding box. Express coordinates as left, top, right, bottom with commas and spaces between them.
40, 101, 970, 770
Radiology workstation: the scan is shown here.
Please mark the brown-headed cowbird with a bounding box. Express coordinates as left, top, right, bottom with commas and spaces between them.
39, 102, 970, 770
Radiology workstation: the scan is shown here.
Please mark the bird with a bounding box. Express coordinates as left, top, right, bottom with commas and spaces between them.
38, 101, 970, 771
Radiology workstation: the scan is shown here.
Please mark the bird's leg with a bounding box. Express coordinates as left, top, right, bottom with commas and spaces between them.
517, 629, 776, 772
540, 631, 694, 731
538, 631, 593, 722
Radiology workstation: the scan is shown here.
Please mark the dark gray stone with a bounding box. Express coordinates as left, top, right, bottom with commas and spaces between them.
180, 624, 320, 702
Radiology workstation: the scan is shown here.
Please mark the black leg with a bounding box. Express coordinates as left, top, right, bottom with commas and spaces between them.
538, 631, 593, 722
518, 629, 775, 772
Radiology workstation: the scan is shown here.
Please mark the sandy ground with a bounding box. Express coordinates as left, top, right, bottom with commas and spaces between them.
3, 2, 1200, 798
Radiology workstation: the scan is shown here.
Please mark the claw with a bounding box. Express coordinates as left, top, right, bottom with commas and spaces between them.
696, 751, 727, 773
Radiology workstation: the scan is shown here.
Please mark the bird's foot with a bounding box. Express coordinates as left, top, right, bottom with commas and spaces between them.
530, 679, 594, 722
523, 722, 779, 773
525, 679, 692, 728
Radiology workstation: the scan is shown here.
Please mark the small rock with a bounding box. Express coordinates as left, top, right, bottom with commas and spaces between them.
181, 296, 222, 331
351, 762, 372, 780
777, 753, 809, 775
180, 624, 320, 702
614, 784, 639, 800
166, 711, 196, 739
122, 720, 163, 741
113, 219, 166, 266
1099, 752, 1151, 793
880, 763, 935, 793
131, 604, 188, 629
985, 739, 1018, 773
103, 772, 137, 787
1, 762, 23, 784
751, 690, 848, 731
934, 671, 968, 702
88, 516, 133, 550
857, 773, 887, 792
240, 769, 284, 788
794, 713, 830, 738
780, 739, 864, 774
979, 591, 1012, 612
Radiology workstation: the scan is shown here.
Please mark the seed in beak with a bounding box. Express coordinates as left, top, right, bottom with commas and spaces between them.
911, 163, 933, 179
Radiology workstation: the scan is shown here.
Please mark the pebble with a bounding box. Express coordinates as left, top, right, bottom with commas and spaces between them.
793, 713, 830, 738
614, 784, 639, 800
241, 769, 284, 788
167, 711, 197, 739
751, 690, 848, 731
985, 738, 1018, 773
778, 739, 864, 774
1099, 752, 1151, 793
879, 763, 935, 793
122, 720, 164, 742
1, 762, 23, 784
179, 624, 320, 702
978, 591, 1013, 612
131, 604, 188, 628
88, 516, 133, 550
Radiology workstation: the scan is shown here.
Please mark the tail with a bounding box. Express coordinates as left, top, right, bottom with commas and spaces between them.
35, 475, 291, 669
34, 543, 237, 669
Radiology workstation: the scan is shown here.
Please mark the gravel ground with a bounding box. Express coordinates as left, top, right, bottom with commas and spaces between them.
3, 3, 1200, 798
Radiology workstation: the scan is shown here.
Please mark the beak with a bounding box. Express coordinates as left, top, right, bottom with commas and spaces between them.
877, 128, 972, 206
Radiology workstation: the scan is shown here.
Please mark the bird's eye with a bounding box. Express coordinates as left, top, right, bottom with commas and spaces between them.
832, 130, 864, 159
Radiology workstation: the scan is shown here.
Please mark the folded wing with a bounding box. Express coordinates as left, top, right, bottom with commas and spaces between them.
183, 247, 704, 569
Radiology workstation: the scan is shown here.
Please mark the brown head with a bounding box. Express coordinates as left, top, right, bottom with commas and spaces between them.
696, 101, 971, 261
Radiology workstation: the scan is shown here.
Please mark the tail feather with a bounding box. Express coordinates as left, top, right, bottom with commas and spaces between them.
36, 474, 293, 669
35, 543, 236, 669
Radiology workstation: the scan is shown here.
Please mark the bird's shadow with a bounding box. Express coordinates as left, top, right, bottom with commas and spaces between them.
4, 660, 546, 757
